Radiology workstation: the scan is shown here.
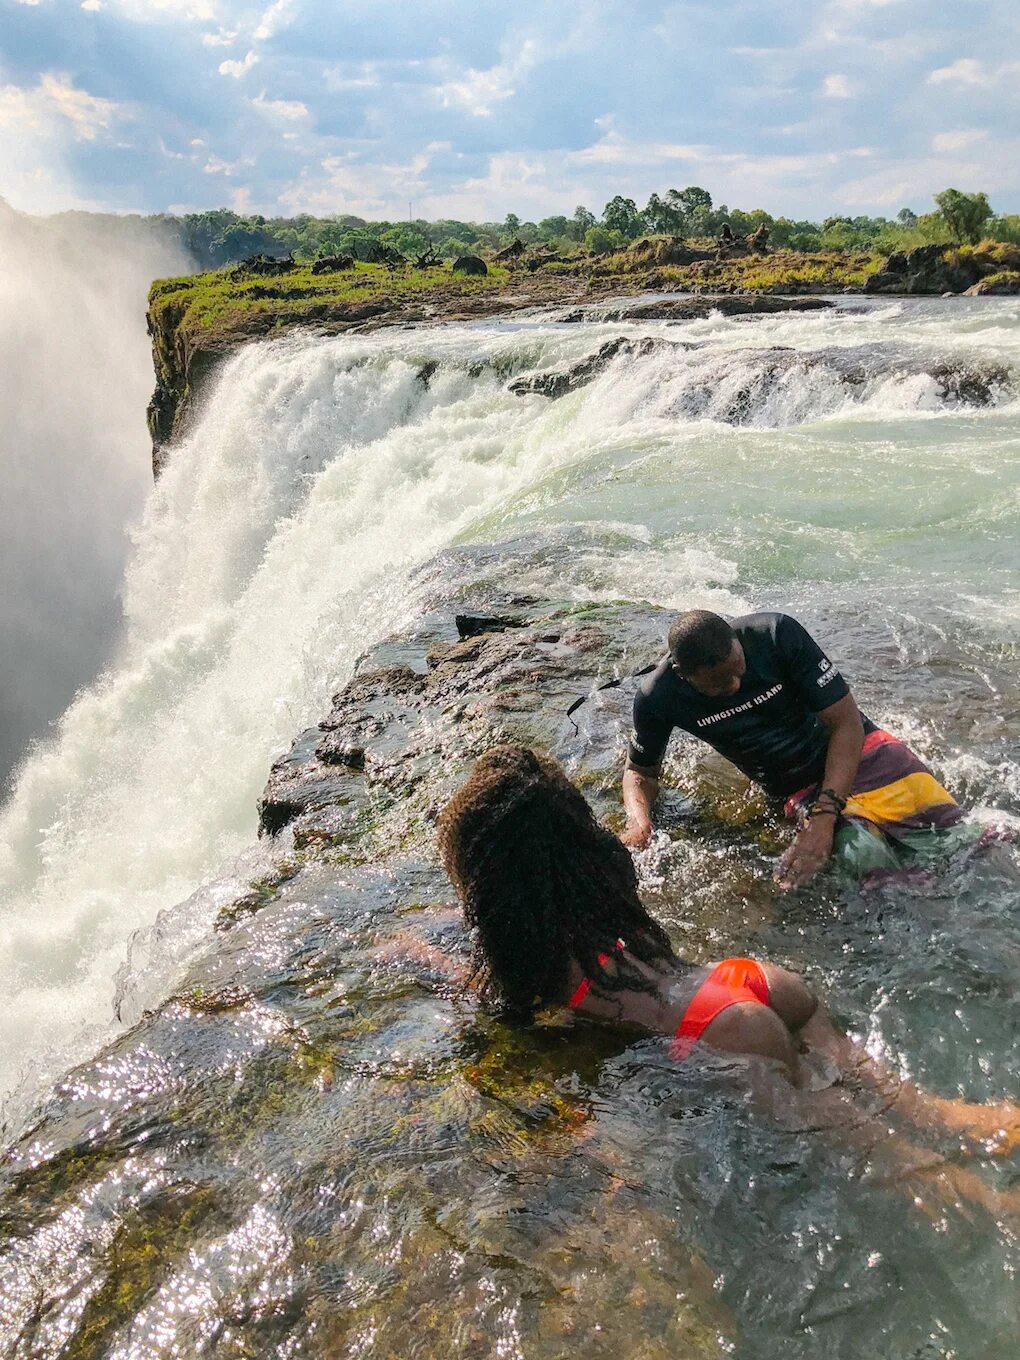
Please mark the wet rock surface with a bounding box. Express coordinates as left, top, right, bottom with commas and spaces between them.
508, 338, 1014, 416
556, 294, 832, 324
862, 244, 1010, 296
3, 571, 1018, 1358
964, 273, 1020, 296
508, 335, 696, 397
1, 594, 747, 1360
259, 597, 665, 847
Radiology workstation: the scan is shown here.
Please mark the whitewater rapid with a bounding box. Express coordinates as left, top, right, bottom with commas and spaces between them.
1, 297, 1018, 1133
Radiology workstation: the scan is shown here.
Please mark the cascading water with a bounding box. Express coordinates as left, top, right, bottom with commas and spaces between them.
0, 297, 1018, 1358
2, 300, 1018, 1126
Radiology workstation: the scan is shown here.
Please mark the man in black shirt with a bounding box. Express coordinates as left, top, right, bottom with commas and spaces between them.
622, 610, 960, 887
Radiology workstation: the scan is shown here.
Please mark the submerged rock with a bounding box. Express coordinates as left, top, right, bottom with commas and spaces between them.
509, 336, 695, 397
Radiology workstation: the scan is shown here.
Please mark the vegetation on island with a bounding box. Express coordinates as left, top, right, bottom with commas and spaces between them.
48, 184, 1016, 273
143, 183, 1019, 461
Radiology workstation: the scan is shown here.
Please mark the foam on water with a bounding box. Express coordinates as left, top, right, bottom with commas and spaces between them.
0, 300, 1018, 1132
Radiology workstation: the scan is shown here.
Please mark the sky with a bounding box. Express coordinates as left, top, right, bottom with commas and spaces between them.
1, 0, 1018, 222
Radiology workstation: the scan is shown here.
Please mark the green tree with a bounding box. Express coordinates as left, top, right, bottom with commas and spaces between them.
643, 192, 684, 235
986, 214, 1020, 245
601, 195, 642, 238
897, 207, 918, 226
502, 212, 522, 239
569, 205, 597, 240
537, 215, 570, 242
916, 212, 954, 244
584, 225, 624, 254
933, 188, 991, 244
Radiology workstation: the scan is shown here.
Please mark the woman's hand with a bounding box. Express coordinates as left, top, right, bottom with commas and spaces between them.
776, 815, 835, 889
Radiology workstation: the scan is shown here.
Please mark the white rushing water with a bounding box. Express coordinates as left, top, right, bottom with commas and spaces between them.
0, 297, 1018, 1132
0, 203, 190, 789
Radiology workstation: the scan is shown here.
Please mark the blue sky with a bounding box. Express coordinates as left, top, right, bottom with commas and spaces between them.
2, 0, 1018, 220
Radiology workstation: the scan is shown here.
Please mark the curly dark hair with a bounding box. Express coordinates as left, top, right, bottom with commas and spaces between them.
438, 745, 676, 1020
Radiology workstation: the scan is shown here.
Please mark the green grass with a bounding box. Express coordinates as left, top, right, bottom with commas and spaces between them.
148, 259, 511, 349
736, 253, 883, 291
950, 239, 1020, 271
973, 269, 1020, 292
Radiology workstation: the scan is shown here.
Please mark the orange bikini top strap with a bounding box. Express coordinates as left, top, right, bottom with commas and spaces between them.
566, 938, 627, 1009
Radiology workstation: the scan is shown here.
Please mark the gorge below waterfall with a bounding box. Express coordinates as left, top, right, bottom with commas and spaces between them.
1, 296, 1018, 1358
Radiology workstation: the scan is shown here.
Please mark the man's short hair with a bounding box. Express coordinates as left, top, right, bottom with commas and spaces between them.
667, 610, 735, 674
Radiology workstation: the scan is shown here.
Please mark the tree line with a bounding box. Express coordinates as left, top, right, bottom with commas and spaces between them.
45, 187, 1016, 271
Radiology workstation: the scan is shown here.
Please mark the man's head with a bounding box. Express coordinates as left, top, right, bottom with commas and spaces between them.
667, 610, 745, 698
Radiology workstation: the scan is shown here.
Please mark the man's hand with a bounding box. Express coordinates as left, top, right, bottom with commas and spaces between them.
777, 816, 836, 889
620, 817, 654, 850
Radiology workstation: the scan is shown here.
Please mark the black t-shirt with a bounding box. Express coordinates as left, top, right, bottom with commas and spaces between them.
627, 612, 874, 799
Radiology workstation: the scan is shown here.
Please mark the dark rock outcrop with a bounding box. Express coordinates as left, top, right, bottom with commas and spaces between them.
526, 248, 564, 271
557, 295, 831, 324
311, 254, 354, 274
493, 238, 526, 262
230, 253, 298, 279
864, 245, 982, 296
964, 273, 1020, 296
628, 238, 706, 267
509, 336, 695, 398
452, 255, 488, 276
258, 599, 664, 842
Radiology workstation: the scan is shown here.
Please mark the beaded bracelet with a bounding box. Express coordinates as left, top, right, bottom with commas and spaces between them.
806, 803, 838, 822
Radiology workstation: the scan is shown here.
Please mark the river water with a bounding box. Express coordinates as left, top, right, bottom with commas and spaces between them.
0, 297, 1017, 1357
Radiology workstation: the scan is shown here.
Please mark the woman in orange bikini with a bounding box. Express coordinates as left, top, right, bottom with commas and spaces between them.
437, 745, 1019, 1163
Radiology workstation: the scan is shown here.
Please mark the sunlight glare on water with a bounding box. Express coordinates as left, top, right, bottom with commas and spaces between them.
0, 297, 1017, 1359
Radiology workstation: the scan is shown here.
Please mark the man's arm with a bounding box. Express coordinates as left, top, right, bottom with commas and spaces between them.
621, 684, 673, 848
621, 762, 661, 848
777, 692, 864, 889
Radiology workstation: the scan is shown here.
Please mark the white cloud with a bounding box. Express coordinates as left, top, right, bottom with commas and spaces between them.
394, 133, 859, 221
928, 58, 983, 86
277, 146, 439, 216
323, 62, 381, 92
81, 0, 103, 9
202, 26, 238, 46
822, 73, 856, 98
218, 50, 259, 79
253, 0, 295, 42
435, 40, 539, 117
0, 72, 121, 141
928, 58, 1020, 87
838, 135, 1020, 208
932, 129, 987, 152
251, 91, 309, 121
97, 0, 218, 19
203, 152, 249, 175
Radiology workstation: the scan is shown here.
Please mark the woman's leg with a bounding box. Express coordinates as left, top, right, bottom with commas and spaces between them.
797, 1004, 1020, 1154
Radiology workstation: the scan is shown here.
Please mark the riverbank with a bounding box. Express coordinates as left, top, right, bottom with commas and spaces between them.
145, 261, 830, 470
145, 239, 1020, 471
